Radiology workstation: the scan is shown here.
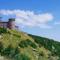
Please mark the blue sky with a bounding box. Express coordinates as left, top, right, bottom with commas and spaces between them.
0, 0, 60, 41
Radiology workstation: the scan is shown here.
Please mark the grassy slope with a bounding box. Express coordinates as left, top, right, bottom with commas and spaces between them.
28, 34, 60, 59
0, 28, 59, 60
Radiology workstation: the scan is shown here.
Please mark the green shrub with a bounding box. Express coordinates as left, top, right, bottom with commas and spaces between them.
26, 39, 37, 48
12, 47, 20, 57
0, 42, 3, 53
21, 54, 31, 60
0, 28, 7, 34
2, 44, 13, 56
14, 54, 22, 60
19, 41, 28, 48
19, 39, 37, 48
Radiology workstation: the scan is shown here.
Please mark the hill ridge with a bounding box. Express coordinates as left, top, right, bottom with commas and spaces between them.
0, 28, 60, 60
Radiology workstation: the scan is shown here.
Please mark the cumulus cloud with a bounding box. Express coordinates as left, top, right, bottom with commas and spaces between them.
0, 9, 54, 28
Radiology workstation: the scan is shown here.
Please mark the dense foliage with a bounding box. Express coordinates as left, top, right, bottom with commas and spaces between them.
28, 34, 60, 58
0, 28, 60, 60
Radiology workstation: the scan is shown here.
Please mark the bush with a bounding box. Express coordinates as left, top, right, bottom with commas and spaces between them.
19, 41, 28, 48
26, 39, 37, 48
21, 54, 31, 60
19, 39, 37, 48
0, 28, 7, 34
14, 54, 22, 60
13, 47, 20, 57
0, 42, 3, 53
2, 44, 13, 56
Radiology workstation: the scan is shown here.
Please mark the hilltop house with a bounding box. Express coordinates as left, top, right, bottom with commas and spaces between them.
0, 18, 15, 29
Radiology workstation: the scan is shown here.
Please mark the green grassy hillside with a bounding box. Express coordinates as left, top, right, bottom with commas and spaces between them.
0, 28, 60, 60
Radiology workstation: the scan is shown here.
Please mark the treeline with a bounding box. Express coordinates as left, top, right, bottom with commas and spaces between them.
28, 34, 60, 58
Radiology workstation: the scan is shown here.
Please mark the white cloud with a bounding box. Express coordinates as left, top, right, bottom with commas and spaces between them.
0, 9, 54, 28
